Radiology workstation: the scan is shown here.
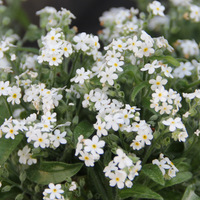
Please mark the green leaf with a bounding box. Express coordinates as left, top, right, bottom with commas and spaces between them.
165, 171, 192, 187
119, 184, 163, 200
0, 134, 24, 165
26, 161, 83, 185
152, 55, 180, 67
182, 185, 200, 200
74, 120, 94, 144
142, 164, 165, 186
131, 82, 149, 102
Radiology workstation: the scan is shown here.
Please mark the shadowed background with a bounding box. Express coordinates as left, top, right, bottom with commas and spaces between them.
22, 0, 137, 34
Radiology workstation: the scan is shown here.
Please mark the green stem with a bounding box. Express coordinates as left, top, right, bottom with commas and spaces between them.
2, 96, 12, 117
66, 52, 80, 85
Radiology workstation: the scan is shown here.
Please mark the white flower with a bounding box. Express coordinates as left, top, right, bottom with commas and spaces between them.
50, 130, 67, 148
0, 81, 11, 96
152, 158, 170, 175
93, 118, 108, 137
149, 1, 165, 17
99, 67, 118, 85
136, 42, 155, 58
2, 123, 19, 139
190, 5, 200, 22
84, 135, 105, 156
18, 145, 37, 165
173, 62, 194, 78
75, 135, 84, 156
136, 129, 153, 145
126, 35, 142, 53
69, 181, 77, 191
152, 87, 168, 103
105, 113, 124, 131
42, 112, 57, 123
141, 60, 160, 74
114, 149, 133, 169
44, 183, 64, 200
32, 131, 50, 148
162, 117, 184, 132
149, 76, 167, 91
79, 151, 95, 167
194, 129, 200, 136
73, 32, 89, 51
107, 57, 124, 72
159, 102, 173, 115
109, 170, 127, 189
7, 86, 22, 105
130, 140, 144, 150
71, 67, 91, 85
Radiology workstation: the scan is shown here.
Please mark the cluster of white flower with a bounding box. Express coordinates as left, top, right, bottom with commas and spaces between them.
149, 1, 165, 17
104, 149, 142, 189
75, 135, 105, 167
73, 32, 101, 60
169, 0, 191, 6
43, 183, 65, 200
0, 112, 67, 150
152, 153, 179, 179
183, 89, 200, 100
20, 54, 38, 71
173, 62, 194, 78
99, 7, 141, 41
141, 60, 173, 78
38, 28, 73, 66
36, 7, 75, 30
0, 35, 19, 73
17, 145, 37, 165
176, 39, 199, 58
162, 117, 188, 142
0, 81, 21, 105
23, 83, 62, 113
82, 87, 153, 151
150, 85, 182, 115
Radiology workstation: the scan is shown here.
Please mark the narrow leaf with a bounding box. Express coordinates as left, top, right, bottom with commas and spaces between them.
74, 120, 94, 144
152, 55, 180, 67
0, 134, 24, 165
165, 171, 192, 187
142, 164, 165, 185
131, 82, 149, 102
182, 185, 200, 200
26, 161, 83, 185
119, 184, 163, 200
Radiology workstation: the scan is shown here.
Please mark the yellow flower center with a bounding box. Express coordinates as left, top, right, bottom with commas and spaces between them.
10, 129, 14, 134
143, 135, 147, 140
92, 144, 97, 149
52, 57, 56, 61
84, 156, 89, 160
12, 93, 17, 98
116, 177, 120, 182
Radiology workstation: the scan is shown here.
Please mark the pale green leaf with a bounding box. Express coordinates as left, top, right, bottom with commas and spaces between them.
74, 120, 94, 144
165, 171, 192, 187
0, 134, 24, 165
26, 161, 83, 185
142, 164, 165, 186
131, 82, 149, 102
119, 184, 163, 200
182, 185, 200, 200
